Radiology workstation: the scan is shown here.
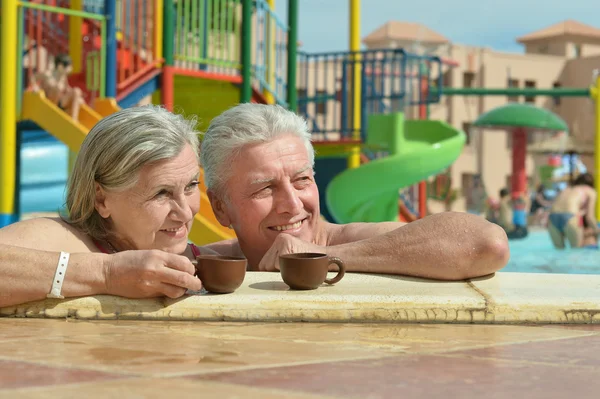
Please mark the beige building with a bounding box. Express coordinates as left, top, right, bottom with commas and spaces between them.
299, 20, 600, 213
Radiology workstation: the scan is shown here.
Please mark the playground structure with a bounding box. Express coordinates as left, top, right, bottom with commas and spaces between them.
2, 0, 600, 244
1, 0, 294, 245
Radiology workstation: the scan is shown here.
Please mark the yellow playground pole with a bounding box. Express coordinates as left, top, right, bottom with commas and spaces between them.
0, 0, 18, 226
592, 70, 600, 220
154, 0, 164, 62
348, 0, 361, 169
264, 0, 276, 105
69, 0, 83, 73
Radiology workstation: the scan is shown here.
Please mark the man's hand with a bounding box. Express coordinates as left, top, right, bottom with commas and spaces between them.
103, 250, 203, 299
257, 233, 325, 271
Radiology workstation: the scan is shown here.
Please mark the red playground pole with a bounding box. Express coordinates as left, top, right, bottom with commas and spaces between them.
511, 127, 528, 226
417, 73, 428, 219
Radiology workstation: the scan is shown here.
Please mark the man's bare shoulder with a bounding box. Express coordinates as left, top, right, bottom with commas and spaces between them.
0, 217, 96, 253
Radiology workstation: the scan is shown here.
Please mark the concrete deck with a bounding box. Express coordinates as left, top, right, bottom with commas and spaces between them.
2, 272, 599, 324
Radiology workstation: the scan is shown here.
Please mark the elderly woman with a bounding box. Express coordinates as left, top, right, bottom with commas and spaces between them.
0, 106, 206, 308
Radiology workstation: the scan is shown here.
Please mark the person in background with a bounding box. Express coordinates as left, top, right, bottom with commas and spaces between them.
529, 184, 552, 227
497, 188, 513, 232
581, 217, 598, 250
30, 54, 84, 120
484, 197, 500, 225
548, 173, 599, 249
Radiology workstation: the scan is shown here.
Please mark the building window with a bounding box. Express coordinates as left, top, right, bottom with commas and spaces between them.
463, 72, 476, 88
507, 78, 519, 102
524, 80, 536, 103
527, 131, 536, 145
316, 89, 327, 115
574, 44, 582, 58
461, 173, 476, 198
443, 70, 452, 87
297, 88, 307, 114
538, 45, 549, 54
462, 122, 472, 146
462, 173, 484, 211
552, 82, 561, 106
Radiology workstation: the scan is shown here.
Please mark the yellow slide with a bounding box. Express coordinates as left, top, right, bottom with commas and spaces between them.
21, 91, 234, 245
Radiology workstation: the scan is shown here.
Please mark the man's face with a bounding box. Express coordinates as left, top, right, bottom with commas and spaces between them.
212, 135, 320, 258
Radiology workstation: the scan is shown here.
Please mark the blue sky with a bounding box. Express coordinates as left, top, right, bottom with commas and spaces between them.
275, 0, 599, 53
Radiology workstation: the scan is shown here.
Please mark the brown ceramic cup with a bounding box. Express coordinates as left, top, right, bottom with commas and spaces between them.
192, 255, 247, 294
279, 253, 346, 290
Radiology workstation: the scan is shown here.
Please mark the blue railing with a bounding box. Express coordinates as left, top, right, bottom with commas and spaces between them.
83, 0, 105, 14
297, 48, 443, 141
297, 50, 353, 140
253, 0, 288, 106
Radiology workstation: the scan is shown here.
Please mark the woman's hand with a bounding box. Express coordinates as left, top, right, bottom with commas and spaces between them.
103, 250, 203, 299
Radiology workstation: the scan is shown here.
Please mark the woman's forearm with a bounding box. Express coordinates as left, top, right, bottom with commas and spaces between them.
0, 244, 108, 308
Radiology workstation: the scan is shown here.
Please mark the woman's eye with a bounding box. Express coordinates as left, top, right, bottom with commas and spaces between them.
186, 181, 200, 191
155, 189, 169, 198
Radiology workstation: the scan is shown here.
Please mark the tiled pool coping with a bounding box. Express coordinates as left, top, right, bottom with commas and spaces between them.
2, 272, 599, 324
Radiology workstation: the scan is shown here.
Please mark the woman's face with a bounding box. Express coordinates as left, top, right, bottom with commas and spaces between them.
96, 144, 201, 254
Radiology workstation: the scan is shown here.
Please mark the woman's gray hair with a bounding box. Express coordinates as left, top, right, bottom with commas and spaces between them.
65, 105, 200, 240
201, 103, 314, 197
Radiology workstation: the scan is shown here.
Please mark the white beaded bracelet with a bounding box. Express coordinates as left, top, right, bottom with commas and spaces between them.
47, 252, 70, 299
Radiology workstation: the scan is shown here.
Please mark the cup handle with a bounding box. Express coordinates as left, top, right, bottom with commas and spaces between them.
191, 259, 199, 277
324, 257, 345, 285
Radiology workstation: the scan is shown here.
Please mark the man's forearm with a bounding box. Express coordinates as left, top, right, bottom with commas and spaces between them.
326, 213, 509, 280
0, 245, 108, 308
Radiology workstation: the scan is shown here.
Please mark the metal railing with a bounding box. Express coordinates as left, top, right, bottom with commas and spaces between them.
173, 0, 242, 75
297, 49, 443, 141
83, 0, 105, 14
171, 0, 286, 104
297, 50, 355, 141
252, 0, 287, 105
115, 0, 160, 91
18, 1, 106, 107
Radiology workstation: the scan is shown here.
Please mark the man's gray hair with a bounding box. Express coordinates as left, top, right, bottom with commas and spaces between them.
201, 103, 314, 197
65, 105, 200, 240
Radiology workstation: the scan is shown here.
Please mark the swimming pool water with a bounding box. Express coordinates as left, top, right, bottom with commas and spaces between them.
503, 229, 600, 275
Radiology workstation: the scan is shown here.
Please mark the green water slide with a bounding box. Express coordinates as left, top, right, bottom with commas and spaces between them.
325, 113, 466, 223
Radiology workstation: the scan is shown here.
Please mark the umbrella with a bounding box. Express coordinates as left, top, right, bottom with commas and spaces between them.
473, 103, 568, 229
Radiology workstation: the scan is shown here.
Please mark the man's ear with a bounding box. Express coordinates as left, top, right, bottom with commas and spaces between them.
95, 182, 111, 218
207, 190, 232, 228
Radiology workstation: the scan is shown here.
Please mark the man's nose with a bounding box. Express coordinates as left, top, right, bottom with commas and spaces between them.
275, 184, 303, 214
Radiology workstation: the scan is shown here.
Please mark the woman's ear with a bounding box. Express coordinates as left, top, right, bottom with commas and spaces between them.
207, 190, 232, 228
94, 183, 111, 218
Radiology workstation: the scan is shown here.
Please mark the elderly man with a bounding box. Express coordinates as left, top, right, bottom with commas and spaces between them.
201, 104, 509, 280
